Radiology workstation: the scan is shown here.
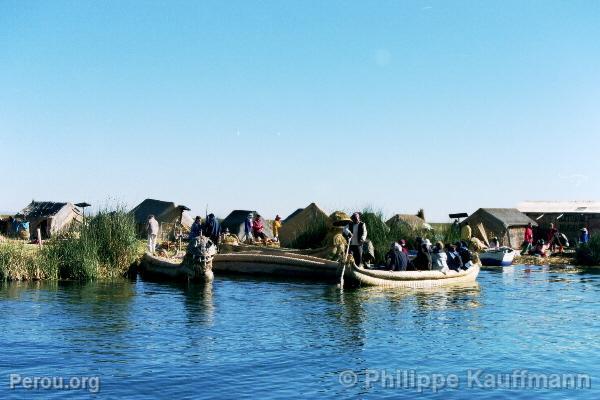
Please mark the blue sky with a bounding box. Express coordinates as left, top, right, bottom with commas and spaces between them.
1, 1, 599, 221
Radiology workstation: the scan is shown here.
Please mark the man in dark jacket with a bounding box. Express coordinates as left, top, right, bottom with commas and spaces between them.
344, 212, 367, 266
202, 213, 221, 245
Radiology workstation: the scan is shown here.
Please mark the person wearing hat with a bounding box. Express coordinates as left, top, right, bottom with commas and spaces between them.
343, 212, 367, 266
579, 228, 590, 245
272, 215, 282, 242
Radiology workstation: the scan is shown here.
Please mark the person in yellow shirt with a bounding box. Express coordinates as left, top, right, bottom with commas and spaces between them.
272, 215, 282, 241
460, 222, 472, 241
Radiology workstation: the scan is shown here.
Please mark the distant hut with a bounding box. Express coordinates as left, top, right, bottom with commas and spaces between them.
464, 208, 537, 248
221, 210, 273, 240
386, 214, 431, 231
18, 201, 83, 239
130, 199, 193, 238
518, 201, 600, 244
278, 203, 329, 248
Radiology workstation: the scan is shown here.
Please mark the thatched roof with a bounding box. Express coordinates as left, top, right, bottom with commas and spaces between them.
518, 201, 600, 214
130, 199, 193, 228
19, 201, 80, 219
468, 208, 537, 228
386, 214, 427, 229
279, 203, 328, 247
284, 208, 303, 223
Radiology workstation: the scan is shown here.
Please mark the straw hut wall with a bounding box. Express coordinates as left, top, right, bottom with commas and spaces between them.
130, 199, 193, 238
18, 201, 82, 239
464, 208, 537, 248
278, 203, 329, 248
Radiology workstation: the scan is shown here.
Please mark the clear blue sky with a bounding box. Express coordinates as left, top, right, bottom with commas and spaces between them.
1, 1, 599, 221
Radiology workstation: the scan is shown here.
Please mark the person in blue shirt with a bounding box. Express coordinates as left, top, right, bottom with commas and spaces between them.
579, 228, 590, 245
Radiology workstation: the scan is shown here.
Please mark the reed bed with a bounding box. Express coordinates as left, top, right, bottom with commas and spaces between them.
0, 207, 139, 281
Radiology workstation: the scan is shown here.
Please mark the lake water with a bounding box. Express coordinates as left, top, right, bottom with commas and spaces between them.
1, 266, 598, 399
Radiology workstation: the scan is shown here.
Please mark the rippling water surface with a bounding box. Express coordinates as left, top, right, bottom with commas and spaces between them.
1, 266, 598, 399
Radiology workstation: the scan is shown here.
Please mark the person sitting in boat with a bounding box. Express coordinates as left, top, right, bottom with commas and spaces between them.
399, 239, 409, 254
252, 214, 268, 244
579, 228, 590, 245
386, 241, 410, 271
489, 237, 500, 250
456, 241, 472, 267
190, 216, 202, 239
272, 215, 282, 242
413, 243, 432, 271
202, 213, 221, 246
446, 244, 463, 271
431, 241, 449, 272
343, 212, 367, 266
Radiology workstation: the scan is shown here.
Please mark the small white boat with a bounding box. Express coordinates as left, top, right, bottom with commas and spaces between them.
480, 247, 516, 267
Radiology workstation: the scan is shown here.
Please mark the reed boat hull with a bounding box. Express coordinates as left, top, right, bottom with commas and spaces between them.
140, 253, 213, 282
344, 262, 481, 288
212, 253, 341, 282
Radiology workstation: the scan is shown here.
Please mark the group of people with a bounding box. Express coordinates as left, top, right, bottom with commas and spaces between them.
242, 213, 282, 244
520, 222, 591, 257
387, 238, 473, 273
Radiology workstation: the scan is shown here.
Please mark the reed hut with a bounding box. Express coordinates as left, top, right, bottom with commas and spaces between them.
518, 201, 600, 244
278, 203, 329, 248
130, 199, 193, 238
18, 201, 83, 239
221, 210, 274, 240
464, 208, 537, 248
386, 214, 431, 231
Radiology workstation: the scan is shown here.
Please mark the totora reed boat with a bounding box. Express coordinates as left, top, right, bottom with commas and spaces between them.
342, 261, 481, 288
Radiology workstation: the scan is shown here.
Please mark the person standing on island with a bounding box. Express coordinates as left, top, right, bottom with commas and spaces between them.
521, 222, 534, 255
202, 213, 221, 245
272, 215, 282, 242
147, 215, 159, 254
344, 212, 367, 266
243, 213, 253, 243
190, 216, 202, 239
579, 227, 590, 245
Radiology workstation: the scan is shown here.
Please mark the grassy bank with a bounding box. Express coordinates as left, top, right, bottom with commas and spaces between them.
575, 234, 600, 266
0, 208, 141, 282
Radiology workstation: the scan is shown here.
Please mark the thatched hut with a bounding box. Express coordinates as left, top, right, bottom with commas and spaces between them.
130, 199, 193, 238
386, 214, 430, 231
18, 201, 83, 239
278, 203, 329, 248
464, 208, 537, 248
221, 210, 273, 240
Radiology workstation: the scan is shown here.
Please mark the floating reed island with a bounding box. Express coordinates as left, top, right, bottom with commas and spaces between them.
1, 200, 599, 283
0, 208, 141, 281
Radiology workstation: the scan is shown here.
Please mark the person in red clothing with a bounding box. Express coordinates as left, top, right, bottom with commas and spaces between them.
521, 222, 534, 255
252, 214, 268, 243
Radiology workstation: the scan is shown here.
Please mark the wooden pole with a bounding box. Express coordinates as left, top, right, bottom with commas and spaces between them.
36, 228, 42, 248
